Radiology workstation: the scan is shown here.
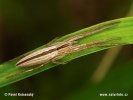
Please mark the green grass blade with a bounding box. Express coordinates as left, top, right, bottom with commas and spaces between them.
0, 17, 133, 88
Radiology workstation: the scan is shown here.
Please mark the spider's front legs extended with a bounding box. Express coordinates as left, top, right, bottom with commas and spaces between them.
51, 37, 122, 64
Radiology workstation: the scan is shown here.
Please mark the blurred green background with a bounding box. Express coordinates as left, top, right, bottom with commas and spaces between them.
0, 0, 133, 100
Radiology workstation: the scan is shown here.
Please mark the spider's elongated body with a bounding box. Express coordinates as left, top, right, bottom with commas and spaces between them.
16, 42, 70, 67
16, 20, 121, 67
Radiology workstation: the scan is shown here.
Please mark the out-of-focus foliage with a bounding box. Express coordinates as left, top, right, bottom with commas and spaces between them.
63, 61, 133, 100
0, 0, 133, 100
